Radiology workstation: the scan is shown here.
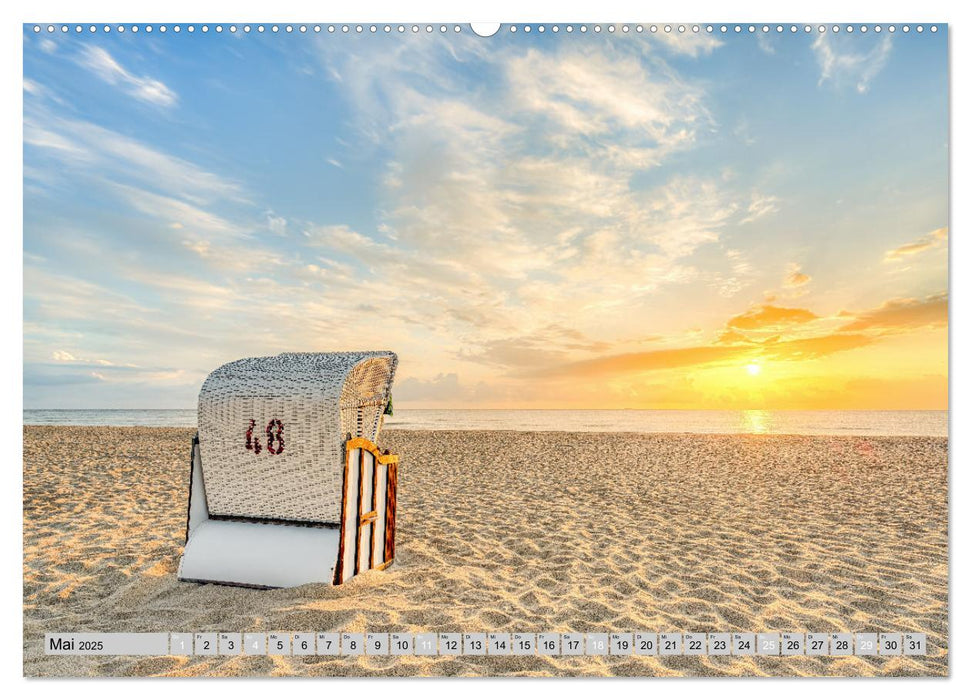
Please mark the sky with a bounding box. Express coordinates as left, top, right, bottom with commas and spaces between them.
23, 24, 948, 410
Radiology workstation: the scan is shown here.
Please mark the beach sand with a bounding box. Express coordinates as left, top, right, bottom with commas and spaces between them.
23, 426, 948, 677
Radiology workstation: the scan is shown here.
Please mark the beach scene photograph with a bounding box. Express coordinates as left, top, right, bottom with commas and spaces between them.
23, 22, 948, 678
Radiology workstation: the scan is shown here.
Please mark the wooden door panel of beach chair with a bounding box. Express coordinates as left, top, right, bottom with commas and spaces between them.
336, 439, 399, 584
178, 351, 400, 589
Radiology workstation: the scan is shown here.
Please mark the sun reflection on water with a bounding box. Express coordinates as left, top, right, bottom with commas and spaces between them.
741, 409, 773, 434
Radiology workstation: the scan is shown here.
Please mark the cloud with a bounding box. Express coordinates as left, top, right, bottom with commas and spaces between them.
299, 36, 765, 352
740, 193, 779, 224
812, 32, 893, 94
727, 304, 819, 330
783, 263, 811, 288
77, 45, 178, 107
537, 291, 944, 380
24, 111, 245, 206
112, 183, 241, 236
884, 227, 948, 262
652, 30, 723, 58
839, 293, 948, 332
458, 325, 612, 369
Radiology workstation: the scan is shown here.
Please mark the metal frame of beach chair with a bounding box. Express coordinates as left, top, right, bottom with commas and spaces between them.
177, 351, 399, 588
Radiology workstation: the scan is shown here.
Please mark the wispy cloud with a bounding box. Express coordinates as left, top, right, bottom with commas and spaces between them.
839, 293, 948, 332
727, 304, 819, 330
884, 227, 948, 262
783, 263, 811, 289
24, 110, 245, 205
651, 30, 723, 58
77, 45, 178, 107
812, 32, 892, 93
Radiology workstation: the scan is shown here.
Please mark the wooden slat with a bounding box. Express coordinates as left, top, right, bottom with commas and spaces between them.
370, 451, 379, 570
333, 446, 352, 585
354, 447, 365, 576
384, 461, 397, 564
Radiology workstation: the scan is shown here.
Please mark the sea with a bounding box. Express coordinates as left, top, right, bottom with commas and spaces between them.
22, 409, 948, 437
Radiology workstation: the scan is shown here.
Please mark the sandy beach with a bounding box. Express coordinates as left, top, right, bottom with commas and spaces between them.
23, 426, 948, 677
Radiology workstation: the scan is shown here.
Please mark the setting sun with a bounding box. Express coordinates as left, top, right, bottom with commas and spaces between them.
746, 363, 762, 376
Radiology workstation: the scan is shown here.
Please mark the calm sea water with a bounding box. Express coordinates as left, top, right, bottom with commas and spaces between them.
23, 409, 948, 437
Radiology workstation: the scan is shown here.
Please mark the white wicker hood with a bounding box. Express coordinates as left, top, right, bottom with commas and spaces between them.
197, 351, 397, 524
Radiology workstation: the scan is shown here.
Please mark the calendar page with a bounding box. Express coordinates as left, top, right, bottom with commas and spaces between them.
22, 20, 948, 679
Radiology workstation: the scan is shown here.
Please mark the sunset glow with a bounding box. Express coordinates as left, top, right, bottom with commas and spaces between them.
22, 29, 948, 410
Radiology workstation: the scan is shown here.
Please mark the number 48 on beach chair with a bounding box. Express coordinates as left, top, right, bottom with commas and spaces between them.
177, 351, 400, 588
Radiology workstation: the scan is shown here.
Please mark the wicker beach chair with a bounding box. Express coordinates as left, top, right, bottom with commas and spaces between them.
177, 351, 399, 588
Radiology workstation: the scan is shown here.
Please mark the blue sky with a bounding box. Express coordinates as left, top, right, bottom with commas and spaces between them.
23, 25, 948, 409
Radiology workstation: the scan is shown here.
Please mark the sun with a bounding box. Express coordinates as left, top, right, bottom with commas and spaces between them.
746, 363, 762, 376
